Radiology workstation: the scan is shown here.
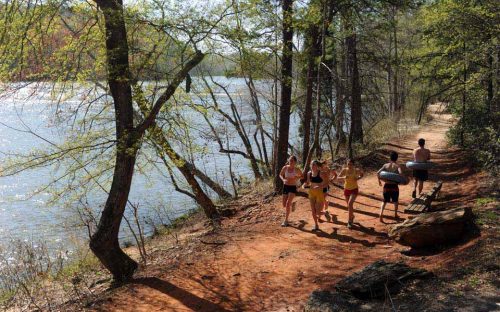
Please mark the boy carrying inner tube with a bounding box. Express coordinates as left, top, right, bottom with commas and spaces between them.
377, 151, 405, 222
412, 138, 431, 198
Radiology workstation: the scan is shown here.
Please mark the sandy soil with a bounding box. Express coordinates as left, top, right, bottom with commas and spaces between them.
87, 104, 497, 312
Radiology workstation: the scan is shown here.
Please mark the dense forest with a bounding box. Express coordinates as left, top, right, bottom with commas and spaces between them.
0, 0, 497, 287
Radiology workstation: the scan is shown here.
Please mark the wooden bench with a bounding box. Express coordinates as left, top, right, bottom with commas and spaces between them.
405, 181, 443, 214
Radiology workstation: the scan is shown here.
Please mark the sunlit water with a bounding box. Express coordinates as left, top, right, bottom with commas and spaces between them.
0, 77, 301, 259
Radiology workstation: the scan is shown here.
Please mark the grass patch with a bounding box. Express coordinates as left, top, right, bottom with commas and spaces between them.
467, 275, 482, 288
362, 117, 420, 153
54, 252, 102, 282
475, 210, 498, 226
169, 209, 199, 229
474, 197, 498, 226
0, 289, 16, 306
476, 197, 496, 206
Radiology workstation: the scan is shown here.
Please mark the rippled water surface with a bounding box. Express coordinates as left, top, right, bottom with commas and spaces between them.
0, 78, 298, 253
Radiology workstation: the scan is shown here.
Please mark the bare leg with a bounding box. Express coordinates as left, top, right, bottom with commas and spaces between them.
412, 178, 418, 198
379, 202, 386, 222
285, 193, 295, 223
309, 199, 319, 229
344, 194, 350, 221
315, 202, 323, 227
418, 180, 424, 195
281, 194, 288, 225
317, 201, 324, 221
323, 197, 329, 212
316, 202, 323, 220
323, 197, 331, 222
348, 193, 358, 224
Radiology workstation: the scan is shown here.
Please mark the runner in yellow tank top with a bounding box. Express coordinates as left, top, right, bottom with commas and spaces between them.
338, 159, 363, 228
344, 168, 359, 190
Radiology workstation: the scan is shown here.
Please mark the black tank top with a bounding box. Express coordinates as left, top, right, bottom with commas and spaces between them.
310, 171, 323, 183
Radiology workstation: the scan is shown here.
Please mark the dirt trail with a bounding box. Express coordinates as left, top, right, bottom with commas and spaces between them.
93, 104, 487, 311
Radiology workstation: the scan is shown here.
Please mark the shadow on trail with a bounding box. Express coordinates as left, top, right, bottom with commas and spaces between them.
290, 220, 378, 247
327, 200, 399, 221
429, 149, 477, 183
132, 277, 232, 312
436, 193, 467, 202
351, 222, 388, 237
381, 143, 414, 151
331, 220, 388, 238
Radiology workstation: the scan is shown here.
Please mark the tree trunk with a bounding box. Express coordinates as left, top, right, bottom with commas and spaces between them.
303, 2, 328, 172
90, 0, 138, 283
302, 25, 319, 166
392, 6, 400, 115
274, 0, 294, 192
132, 82, 224, 218
487, 49, 494, 115
346, 26, 363, 144
90, 0, 208, 282
148, 126, 222, 218
461, 41, 467, 146
334, 29, 347, 145
190, 165, 232, 199
387, 33, 393, 115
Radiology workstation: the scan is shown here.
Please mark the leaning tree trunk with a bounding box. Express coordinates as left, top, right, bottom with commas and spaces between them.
145, 117, 223, 219
135, 83, 231, 202
274, 0, 294, 192
189, 165, 232, 199
89, 0, 139, 283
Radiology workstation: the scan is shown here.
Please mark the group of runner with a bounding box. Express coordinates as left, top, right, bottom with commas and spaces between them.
278, 138, 431, 231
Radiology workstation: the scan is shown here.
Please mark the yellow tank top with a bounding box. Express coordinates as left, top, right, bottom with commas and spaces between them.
344, 168, 358, 190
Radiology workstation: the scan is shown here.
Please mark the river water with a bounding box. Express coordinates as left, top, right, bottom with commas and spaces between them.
0, 77, 300, 255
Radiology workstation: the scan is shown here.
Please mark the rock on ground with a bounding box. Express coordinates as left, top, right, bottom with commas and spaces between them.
389, 207, 473, 248
334, 260, 431, 299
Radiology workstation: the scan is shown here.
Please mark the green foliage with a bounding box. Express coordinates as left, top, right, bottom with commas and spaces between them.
54, 251, 101, 282
414, 0, 499, 174
476, 197, 496, 206
475, 210, 498, 226
447, 106, 500, 175
0, 289, 16, 306
474, 197, 498, 226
